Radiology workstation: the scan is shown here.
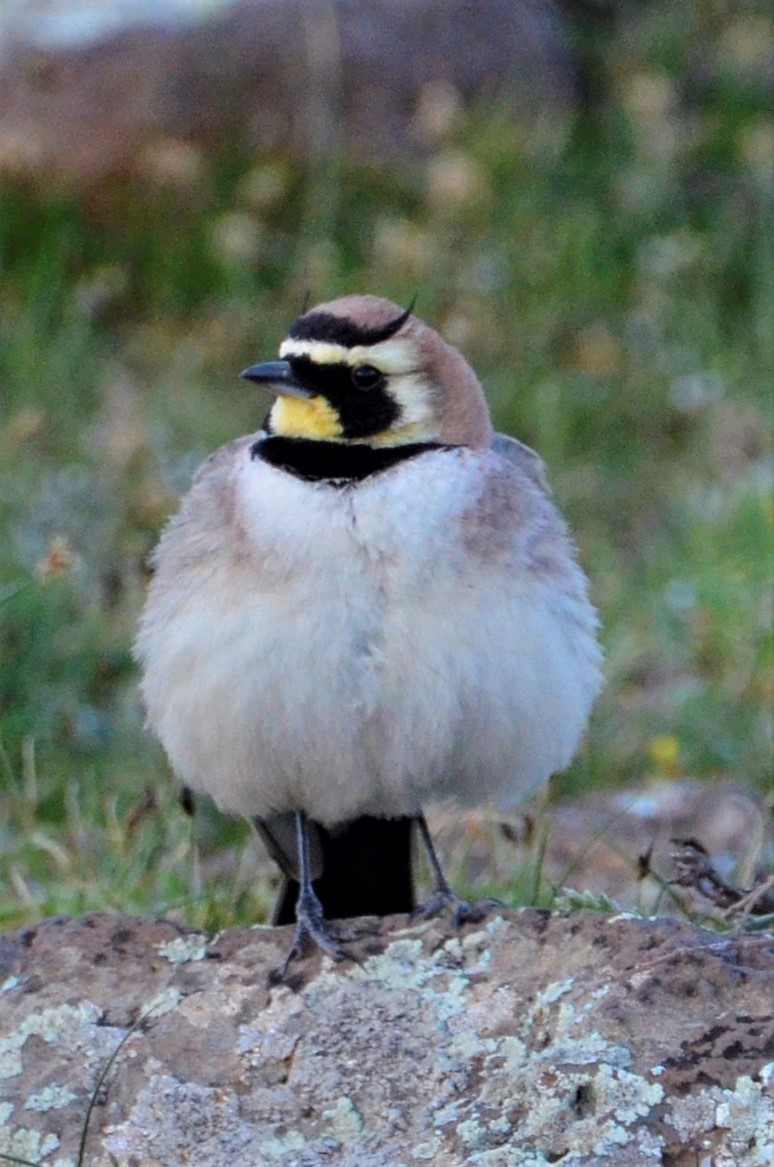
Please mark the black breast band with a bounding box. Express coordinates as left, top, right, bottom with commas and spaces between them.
251, 436, 451, 484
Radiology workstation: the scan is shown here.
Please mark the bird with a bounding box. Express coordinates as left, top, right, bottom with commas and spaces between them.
135, 294, 603, 969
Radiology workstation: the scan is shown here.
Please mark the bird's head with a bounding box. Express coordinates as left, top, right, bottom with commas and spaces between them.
241, 295, 493, 449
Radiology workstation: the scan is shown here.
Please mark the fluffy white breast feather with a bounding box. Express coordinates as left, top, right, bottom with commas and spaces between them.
137, 434, 603, 826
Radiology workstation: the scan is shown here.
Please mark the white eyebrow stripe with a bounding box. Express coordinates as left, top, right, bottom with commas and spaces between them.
279, 339, 350, 363
278, 337, 420, 375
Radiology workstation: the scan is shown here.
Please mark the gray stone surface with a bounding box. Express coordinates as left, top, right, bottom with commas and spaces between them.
0, 910, 772, 1165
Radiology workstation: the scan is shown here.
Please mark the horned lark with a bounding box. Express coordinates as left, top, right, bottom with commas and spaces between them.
136, 295, 603, 965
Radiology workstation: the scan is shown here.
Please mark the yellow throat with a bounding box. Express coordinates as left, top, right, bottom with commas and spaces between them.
270, 395, 344, 441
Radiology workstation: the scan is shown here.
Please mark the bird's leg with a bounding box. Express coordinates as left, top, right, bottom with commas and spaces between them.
413, 812, 489, 926
278, 810, 357, 976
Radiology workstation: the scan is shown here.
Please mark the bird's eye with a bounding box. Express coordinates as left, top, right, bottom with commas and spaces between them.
351, 364, 384, 390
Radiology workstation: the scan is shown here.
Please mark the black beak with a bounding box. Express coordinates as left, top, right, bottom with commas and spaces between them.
239, 360, 315, 400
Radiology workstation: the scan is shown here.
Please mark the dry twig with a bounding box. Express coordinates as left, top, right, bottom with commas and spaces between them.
669, 838, 774, 919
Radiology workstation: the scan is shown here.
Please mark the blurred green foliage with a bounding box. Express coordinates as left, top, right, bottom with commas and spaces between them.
0, 1, 771, 927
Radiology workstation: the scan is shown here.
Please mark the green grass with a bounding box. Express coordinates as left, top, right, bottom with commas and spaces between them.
0, 3, 771, 930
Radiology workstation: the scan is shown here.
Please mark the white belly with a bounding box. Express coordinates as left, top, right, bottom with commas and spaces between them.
137, 445, 602, 825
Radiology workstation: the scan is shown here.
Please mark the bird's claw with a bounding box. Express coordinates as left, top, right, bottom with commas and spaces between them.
270, 890, 362, 983
412, 886, 494, 927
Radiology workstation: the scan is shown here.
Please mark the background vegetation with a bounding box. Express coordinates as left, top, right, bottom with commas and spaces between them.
1, 2, 771, 929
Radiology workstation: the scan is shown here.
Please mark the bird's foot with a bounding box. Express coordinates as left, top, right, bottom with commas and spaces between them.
271, 889, 361, 983
412, 884, 496, 928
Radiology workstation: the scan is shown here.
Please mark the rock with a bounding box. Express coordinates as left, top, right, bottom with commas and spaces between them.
0, 0, 576, 185
0, 910, 772, 1165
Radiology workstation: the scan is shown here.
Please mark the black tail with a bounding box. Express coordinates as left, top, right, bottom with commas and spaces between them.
270, 815, 416, 925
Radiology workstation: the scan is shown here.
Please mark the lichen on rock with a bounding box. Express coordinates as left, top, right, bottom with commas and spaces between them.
0, 911, 770, 1165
